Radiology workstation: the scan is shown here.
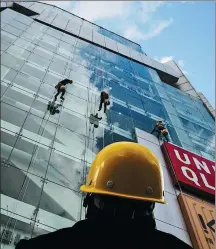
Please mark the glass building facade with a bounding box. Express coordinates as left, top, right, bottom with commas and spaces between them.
1, 3, 215, 248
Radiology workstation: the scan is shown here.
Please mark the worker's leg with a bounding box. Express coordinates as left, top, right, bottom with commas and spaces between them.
98, 100, 103, 111
60, 89, 66, 100
54, 88, 60, 100
164, 134, 169, 142
104, 103, 107, 113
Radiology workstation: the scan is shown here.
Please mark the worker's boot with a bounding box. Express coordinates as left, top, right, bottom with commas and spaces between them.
94, 113, 102, 120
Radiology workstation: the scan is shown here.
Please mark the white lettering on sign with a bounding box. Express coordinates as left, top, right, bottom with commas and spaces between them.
193, 158, 211, 174
212, 165, 215, 172
200, 173, 215, 190
174, 150, 190, 164
181, 166, 201, 186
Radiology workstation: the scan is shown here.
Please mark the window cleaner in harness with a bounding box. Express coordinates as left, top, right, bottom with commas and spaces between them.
54, 79, 73, 102
151, 120, 169, 142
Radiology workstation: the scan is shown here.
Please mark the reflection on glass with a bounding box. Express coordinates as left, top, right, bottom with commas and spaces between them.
0, 214, 34, 247
59, 109, 86, 136
1, 52, 25, 71
39, 180, 81, 222
63, 94, 87, 116
47, 150, 83, 191
2, 86, 35, 112
1, 130, 18, 161
1, 166, 44, 208
21, 62, 46, 80
13, 72, 42, 94
38, 83, 56, 100
54, 126, 85, 160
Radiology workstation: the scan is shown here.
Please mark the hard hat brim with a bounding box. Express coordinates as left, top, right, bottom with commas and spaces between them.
80, 185, 167, 204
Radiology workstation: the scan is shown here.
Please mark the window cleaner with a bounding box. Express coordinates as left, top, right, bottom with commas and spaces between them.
98, 91, 110, 113
91, 91, 110, 121
151, 120, 169, 142
54, 79, 73, 101
16, 142, 192, 249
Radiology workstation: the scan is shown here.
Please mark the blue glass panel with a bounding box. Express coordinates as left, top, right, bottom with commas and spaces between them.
148, 68, 162, 84
126, 94, 144, 109
143, 98, 170, 121
76, 39, 100, 56
166, 125, 182, 147
113, 132, 133, 143
180, 117, 215, 143
111, 110, 134, 133
111, 101, 131, 117
108, 79, 127, 102
103, 128, 113, 147
117, 55, 133, 72
90, 74, 104, 91
100, 48, 118, 64
181, 142, 202, 156
137, 80, 161, 101
131, 61, 152, 81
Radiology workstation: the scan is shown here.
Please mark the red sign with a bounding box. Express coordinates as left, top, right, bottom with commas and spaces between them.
163, 142, 215, 199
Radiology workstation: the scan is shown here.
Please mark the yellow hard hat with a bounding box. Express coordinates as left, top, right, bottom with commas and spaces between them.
80, 142, 167, 204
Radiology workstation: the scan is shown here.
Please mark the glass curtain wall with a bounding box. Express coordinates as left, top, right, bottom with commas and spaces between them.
1, 8, 215, 248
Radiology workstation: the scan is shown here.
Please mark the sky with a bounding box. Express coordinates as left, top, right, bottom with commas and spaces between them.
42, 1, 215, 107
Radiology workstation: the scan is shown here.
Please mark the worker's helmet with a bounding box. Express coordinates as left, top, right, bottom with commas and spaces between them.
80, 142, 167, 204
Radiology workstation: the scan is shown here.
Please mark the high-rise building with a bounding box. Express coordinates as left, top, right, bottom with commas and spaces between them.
1, 2, 215, 248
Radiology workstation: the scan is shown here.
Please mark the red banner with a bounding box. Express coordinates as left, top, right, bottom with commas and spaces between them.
163, 142, 215, 198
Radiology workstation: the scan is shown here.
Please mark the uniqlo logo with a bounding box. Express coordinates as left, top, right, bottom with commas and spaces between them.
163, 142, 215, 197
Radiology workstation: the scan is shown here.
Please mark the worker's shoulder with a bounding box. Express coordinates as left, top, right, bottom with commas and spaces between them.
155, 229, 192, 249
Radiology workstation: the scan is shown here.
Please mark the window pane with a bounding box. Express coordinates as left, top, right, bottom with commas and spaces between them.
48, 61, 66, 75
22, 113, 43, 136
2, 86, 35, 112
1, 166, 44, 208
3, 24, 24, 36
44, 71, 61, 87
38, 83, 56, 100
30, 97, 49, 118
10, 19, 28, 31
111, 110, 134, 134
59, 109, 86, 136
14, 37, 37, 52
21, 62, 46, 80
1, 102, 28, 129
126, 95, 144, 109
54, 126, 85, 160
1, 130, 18, 161
1, 65, 17, 83
7, 45, 31, 60
67, 83, 88, 100
28, 53, 51, 69
63, 94, 87, 116
27, 145, 51, 178
1, 214, 34, 246
1, 30, 17, 44
47, 150, 83, 191
33, 46, 54, 60
1, 52, 25, 71
1, 40, 10, 52
38, 181, 81, 225
13, 72, 41, 94
111, 101, 131, 118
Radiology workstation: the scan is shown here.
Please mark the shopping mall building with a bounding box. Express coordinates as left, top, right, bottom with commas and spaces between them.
1, 2, 215, 248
